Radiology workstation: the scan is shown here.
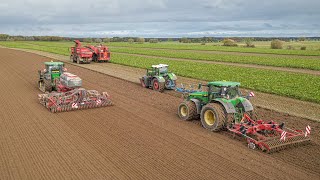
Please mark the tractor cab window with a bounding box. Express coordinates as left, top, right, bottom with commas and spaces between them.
225, 86, 241, 99
209, 85, 222, 98
159, 66, 168, 74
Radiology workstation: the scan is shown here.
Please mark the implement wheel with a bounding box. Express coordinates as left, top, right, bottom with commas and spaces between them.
200, 103, 229, 132
178, 101, 197, 121
152, 79, 164, 92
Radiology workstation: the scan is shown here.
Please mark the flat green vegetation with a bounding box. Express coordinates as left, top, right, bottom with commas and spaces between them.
111, 47, 320, 70
0, 41, 319, 103
107, 41, 320, 56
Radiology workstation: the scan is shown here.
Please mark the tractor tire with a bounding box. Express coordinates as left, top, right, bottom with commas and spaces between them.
140, 77, 147, 88
38, 81, 45, 92
178, 101, 197, 121
200, 103, 230, 132
44, 79, 52, 92
152, 79, 165, 92
246, 110, 258, 121
76, 57, 81, 64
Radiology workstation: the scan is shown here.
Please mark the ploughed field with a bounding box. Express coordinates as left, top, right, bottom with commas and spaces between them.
0, 48, 319, 179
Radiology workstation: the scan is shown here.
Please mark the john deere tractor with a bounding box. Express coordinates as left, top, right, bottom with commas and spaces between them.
178, 81, 255, 131
38, 61, 66, 92
139, 64, 177, 92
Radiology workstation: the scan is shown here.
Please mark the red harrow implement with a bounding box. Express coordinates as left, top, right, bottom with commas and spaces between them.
228, 114, 311, 153
38, 88, 112, 113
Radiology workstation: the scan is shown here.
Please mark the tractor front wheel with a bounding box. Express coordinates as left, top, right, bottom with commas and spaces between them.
200, 103, 228, 131
178, 101, 197, 121
140, 77, 147, 88
152, 79, 165, 92
44, 79, 52, 92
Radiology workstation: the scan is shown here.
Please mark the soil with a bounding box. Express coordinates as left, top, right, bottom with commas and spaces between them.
0, 48, 319, 179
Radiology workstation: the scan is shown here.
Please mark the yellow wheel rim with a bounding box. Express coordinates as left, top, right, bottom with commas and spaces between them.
204, 110, 215, 126
180, 105, 188, 117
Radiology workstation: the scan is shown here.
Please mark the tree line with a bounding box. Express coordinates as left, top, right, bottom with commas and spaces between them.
0, 34, 319, 43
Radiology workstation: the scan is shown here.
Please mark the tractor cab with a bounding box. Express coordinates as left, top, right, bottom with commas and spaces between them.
148, 64, 169, 76
207, 81, 241, 100
44, 62, 65, 80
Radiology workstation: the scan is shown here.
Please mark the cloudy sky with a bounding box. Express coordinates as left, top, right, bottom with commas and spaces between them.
0, 0, 319, 37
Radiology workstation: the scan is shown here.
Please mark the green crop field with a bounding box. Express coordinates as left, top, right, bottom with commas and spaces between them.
107, 41, 320, 56
0, 41, 319, 103
111, 47, 320, 70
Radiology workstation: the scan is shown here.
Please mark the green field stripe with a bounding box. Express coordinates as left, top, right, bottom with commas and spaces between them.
108, 42, 320, 56
111, 47, 320, 71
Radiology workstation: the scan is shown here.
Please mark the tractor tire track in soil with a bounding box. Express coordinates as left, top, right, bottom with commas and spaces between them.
0, 48, 319, 179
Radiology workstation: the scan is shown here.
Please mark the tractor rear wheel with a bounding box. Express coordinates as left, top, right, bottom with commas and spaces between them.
178, 101, 197, 121
152, 79, 165, 92
44, 79, 52, 92
200, 103, 229, 131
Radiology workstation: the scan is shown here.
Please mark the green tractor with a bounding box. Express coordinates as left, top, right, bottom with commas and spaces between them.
38, 61, 66, 92
178, 81, 255, 131
139, 64, 177, 92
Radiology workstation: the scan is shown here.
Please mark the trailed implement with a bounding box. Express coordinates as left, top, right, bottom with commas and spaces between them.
228, 114, 311, 153
38, 88, 112, 113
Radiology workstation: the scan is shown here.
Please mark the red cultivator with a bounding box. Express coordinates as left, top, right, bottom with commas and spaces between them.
228, 114, 311, 153
38, 88, 112, 113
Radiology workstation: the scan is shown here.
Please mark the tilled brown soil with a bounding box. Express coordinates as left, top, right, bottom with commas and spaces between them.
0, 48, 319, 179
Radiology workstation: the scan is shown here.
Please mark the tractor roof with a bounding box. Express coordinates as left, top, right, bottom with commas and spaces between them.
152, 64, 168, 68
44, 62, 64, 66
208, 81, 240, 87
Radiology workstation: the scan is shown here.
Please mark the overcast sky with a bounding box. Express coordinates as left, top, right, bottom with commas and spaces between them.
0, 0, 319, 37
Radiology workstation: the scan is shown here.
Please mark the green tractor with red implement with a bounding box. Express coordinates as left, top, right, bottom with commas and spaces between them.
177, 81, 311, 153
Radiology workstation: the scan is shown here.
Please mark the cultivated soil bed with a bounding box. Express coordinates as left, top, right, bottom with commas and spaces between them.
0, 48, 319, 179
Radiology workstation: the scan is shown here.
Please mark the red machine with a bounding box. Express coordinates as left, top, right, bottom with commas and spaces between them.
87, 45, 111, 62
38, 88, 112, 113
228, 114, 311, 153
70, 40, 93, 64
70, 40, 111, 64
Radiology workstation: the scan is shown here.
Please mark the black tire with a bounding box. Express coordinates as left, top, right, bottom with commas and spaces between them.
236, 103, 258, 121
44, 79, 52, 92
246, 110, 258, 121
178, 101, 197, 121
200, 103, 230, 132
140, 77, 147, 88
152, 79, 165, 92
76, 56, 81, 64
